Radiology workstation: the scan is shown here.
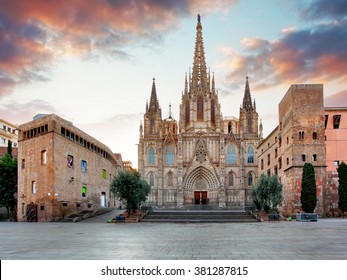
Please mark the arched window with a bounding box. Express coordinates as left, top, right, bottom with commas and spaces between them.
226, 145, 237, 165
197, 96, 203, 121
167, 172, 173, 186
248, 172, 253, 186
211, 99, 215, 125
228, 122, 232, 134
312, 132, 317, 140
185, 100, 190, 124
228, 171, 234, 186
312, 154, 317, 161
302, 154, 306, 162
165, 146, 175, 165
149, 172, 155, 187
247, 146, 254, 163
148, 146, 155, 164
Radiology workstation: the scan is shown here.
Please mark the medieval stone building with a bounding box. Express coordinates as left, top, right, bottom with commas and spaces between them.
17, 114, 123, 221
258, 85, 326, 216
138, 16, 262, 209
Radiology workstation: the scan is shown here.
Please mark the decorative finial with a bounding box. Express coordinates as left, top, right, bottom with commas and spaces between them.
198, 14, 201, 23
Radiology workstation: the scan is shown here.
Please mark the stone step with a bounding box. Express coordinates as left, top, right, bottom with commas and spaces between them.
144, 215, 252, 219
141, 210, 258, 223
141, 219, 257, 223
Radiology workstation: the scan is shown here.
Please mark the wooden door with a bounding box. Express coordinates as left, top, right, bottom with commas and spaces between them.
194, 191, 200, 204
201, 191, 207, 204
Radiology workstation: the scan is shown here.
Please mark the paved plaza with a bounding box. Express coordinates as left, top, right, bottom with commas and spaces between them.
1, 211, 347, 260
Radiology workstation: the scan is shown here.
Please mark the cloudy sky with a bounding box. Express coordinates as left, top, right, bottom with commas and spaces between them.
1, 0, 347, 167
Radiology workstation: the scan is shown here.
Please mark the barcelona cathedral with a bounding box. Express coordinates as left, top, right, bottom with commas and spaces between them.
138, 15, 262, 209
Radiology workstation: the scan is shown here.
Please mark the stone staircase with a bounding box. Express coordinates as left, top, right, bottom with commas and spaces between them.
61, 208, 113, 222
141, 209, 258, 223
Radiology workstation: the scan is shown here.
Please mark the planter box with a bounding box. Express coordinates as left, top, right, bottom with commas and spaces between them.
296, 213, 318, 222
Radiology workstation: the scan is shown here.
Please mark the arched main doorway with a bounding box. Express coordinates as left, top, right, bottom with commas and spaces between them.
194, 178, 208, 204
183, 166, 220, 205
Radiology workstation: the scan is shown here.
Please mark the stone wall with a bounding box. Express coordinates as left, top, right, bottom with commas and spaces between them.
17, 114, 120, 222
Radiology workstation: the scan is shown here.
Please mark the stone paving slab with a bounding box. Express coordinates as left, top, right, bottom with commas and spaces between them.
1, 218, 347, 260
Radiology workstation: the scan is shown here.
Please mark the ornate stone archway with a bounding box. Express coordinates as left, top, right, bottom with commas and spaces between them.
183, 165, 220, 205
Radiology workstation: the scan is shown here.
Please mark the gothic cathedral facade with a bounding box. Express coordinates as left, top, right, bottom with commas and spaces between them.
138, 16, 262, 209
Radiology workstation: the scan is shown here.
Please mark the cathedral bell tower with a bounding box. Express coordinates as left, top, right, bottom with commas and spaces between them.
239, 76, 258, 137
179, 14, 222, 133
143, 78, 162, 137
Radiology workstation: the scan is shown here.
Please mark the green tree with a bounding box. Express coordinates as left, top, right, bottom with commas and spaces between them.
0, 143, 18, 220
337, 161, 347, 218
251, 186, 262, 210
7, 140, 12, 156
110, 170, 151, 215
300, 163, 317, 213
251, 174, 283, 213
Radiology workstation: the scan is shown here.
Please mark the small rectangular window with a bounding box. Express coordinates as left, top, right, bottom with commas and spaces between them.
41, 150, 47, 165
32, 181, 36, 194
81, 160, 87, 173
333, 115, 341, 129
40, 204, 45, 211
325, 115, 328, 129
334, 160, 340, 167
102, 169, 107, 179
67, 155, 74, 168
21, 159, 25, 169
82, 186, 87, 198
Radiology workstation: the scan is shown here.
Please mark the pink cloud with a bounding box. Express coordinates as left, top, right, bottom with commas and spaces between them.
0, 0, 238, 96
325, 90, 347, 107
222, 18, 347, 93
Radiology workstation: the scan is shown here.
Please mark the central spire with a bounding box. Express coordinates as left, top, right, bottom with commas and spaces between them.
191, 14, 208, 91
